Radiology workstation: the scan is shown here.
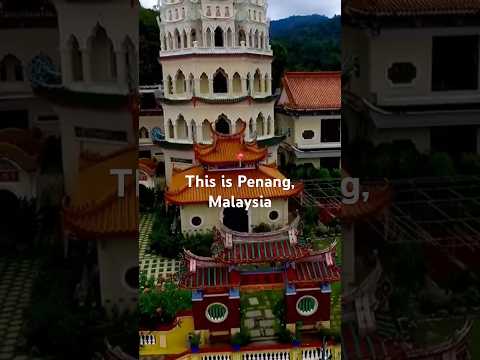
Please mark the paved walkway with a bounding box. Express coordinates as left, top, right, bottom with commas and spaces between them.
0, 257, 40, 360
139, 213, 180, 284
242, 291, 281, 341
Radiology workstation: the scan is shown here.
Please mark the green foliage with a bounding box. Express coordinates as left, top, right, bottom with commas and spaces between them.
459, 153, 480, 175
189, 332, 201, 347
140, 7, 163, 85
139, 281, 191, 325
330, 168, 341, 178
252, 222, 272, 233
294, 321, 303, 341
277, 327, 293, 343
182, 231, 214, 257
428, 152, 456, 176
231, 328, 251, 346
139, 184, 156, 212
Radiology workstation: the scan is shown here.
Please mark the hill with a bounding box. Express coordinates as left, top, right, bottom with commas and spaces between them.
139, 8, 341, 87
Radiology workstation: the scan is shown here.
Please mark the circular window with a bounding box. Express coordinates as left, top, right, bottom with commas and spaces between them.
269, 210, 279, 221
296, 296, 318, 316
124, 266, 139, 290
191, 216, 202, 227
387, 62, 417, 85
302, 130, 315, 140
206, 303, 228, 323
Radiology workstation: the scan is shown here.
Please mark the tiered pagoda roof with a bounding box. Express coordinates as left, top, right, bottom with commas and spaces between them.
179, 219, 340, 290
165, 123, 303, 205
64, 146, 138, 238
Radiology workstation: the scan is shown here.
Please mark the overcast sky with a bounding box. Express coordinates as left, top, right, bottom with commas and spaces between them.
139, 0, 340, 19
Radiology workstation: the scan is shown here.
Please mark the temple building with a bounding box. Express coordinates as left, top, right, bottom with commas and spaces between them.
180, 216, 340, 343
276, 72, 341, 170
164, 122, 302, 234
156, 0, 284, 184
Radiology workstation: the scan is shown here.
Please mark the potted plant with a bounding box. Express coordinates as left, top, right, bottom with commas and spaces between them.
231, 332, 242, 351
189, 332, 201, 353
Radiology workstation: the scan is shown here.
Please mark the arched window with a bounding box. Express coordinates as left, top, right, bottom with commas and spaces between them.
168, 119, 174, 138
68, 36, 83, 82
226, 28, 233, 47
206, 28, 212, 47
88, 24, 117, 81
176, 115, 188, 139
260, 32, 264, 49
216, 6, 221, 17
256, 113, 265, 136
162, 34, 167, 51
206, 6, 211, 16
190, 120, 197, 141
190, 29, 197, 47
232, 72, 242, 94
248, 29, 253, 48
254, 70, 261, 93
175, 70, 186, 94
225, 7, 230, 17
246, 72, 251, 94
166, 75, 173, 95
215, 115, 231, 135
249, 118, 254, 136
214, 27, 224, 47
188, 73, 195, 95
175, 8, 179, 19
235, 119, 244, 133
139, 127, 149, 138
174, 29, 181, 49
168, 32, 173, 50
182, 7, 185, 18
238, 29, 246, 46
213, 68, 228, 94
267, 116, 272, 135
200, 73, 209, 94
202, 119, 212, 142
182, 30, 188, 48
253, 10, 257, 20
254, 30, 259, 48
168, 10, 172, 20
264, 73, 270, 95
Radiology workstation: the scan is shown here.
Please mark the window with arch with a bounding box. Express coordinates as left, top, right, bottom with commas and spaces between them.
166, 75, 173, 95
254, 70, 261, 93
182, 7, 185, 18
226, 28, 233, 47
216, 6, 221, 17
206, 303, 228, 323
249, 30, 253, 48
215, 115, 231, 135
253, 10, 256, 20
190, 29, 197, 46
162, 34, 167, 51
174, 29, 181, 49
206, 28, 212, 47
232, 72, 242, 94
249, 118, 254, 136
206, 6, 211, 16
188, 73, 195, 95
182, 30, 188, 49
246, 73, 251, 94
175, 8, 179, 19
254, 30, 259, 48
213, 68, 228, 93
168, 119, 174, 138
296, 296, 318, 316
235, 119, 244, 133
139, 127, 149, 139
202, 119, 212, 142
214, 27, 224, 47
238, 29, 246, 46
168, 10, 172, 20
225, 6, 230, 17
256, 113, 265, 136
176, 115, 188, 139
200, 73, 209, 94
89, 25, 116, 82
267, 116, 272, 135
190, 120, 197, 141
168, 32, 173, 50
175, 70, 186, 94
68, 36, 83, 82
260, 32, 264, 49
264, 74, 270, 94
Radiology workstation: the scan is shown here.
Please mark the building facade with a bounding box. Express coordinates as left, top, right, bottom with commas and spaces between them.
157, 0, 283, 184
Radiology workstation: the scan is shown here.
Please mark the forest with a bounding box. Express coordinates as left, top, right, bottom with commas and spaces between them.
139, 7, 341, 89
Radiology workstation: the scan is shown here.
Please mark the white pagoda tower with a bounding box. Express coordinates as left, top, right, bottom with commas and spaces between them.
157, 0, 282, 183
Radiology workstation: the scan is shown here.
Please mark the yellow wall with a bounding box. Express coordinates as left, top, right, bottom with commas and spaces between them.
140, 316, 194, 356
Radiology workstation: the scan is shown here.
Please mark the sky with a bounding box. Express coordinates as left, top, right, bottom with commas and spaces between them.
139, 0, 340, 19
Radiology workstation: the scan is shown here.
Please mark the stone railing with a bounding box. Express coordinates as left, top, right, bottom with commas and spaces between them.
160, 46, 273, 58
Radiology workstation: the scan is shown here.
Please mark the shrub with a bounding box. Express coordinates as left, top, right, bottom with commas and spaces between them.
317, 168, 331, 179
429, 152, 456, 176
182, 231, 214, 257
252, 222, 272, 233
231, 328, 251, 346
330, 168, 341, 178
277, 327, 293, 343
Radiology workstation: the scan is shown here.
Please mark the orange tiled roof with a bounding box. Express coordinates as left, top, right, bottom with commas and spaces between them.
280, 72, 341, 111
64, 146, 138, 238
195, 122, 267, 165
346, 0, 480, 16
165, 165, 303, 205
